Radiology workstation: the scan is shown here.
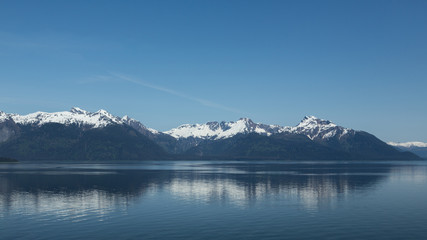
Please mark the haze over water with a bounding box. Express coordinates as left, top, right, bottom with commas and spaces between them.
1, 161, 427, 239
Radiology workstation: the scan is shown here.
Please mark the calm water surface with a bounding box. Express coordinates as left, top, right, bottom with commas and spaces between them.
1, 161, 427, 239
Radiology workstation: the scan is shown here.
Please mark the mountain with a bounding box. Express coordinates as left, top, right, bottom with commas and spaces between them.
165, 117, 284, 139
1, 107, 158, 132
164, 116, 351, 140
163, 118, 283, 153
163, 116, 355, 153
388, 142, 427, 159
0, 108, 168, 161
166, 115, 419, 160
183, 129, 416, 161
0, 108, 421, 161
183, 133, 354, 160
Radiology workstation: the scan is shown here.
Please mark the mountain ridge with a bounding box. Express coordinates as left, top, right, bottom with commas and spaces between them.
1, 108, 355, 144
388, 141, 427, 159
0, 108, 421, 161
388, 141, 427, 148
0, 108, 352, 139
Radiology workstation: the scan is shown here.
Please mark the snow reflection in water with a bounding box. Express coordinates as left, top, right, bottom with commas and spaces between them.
0, 161, 407, 219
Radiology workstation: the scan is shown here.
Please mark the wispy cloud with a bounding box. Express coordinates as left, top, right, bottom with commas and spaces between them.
111, 73, 244, 114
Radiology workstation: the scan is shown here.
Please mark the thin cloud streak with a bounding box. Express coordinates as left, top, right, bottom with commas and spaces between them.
112, 73, 244, 114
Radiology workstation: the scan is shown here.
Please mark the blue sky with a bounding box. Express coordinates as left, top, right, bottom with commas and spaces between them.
1, 0, 426, 142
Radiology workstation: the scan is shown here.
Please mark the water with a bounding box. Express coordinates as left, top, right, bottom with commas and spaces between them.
1, 161, 426, 239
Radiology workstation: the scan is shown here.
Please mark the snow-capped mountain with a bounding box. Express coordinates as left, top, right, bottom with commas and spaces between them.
164, 118, 284, 140
286, 116, 355, 140
164, 116, 354, 141
1, 107, 120, 128
0, 107, 158, 134
1, 108, 355, 141
388, 141, 427, 159
388, 142, 427, 148
0, 108, 420, 161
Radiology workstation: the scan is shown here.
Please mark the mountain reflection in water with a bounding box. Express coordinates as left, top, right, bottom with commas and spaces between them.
1, 161, 427, 240
0, 161, 402, 217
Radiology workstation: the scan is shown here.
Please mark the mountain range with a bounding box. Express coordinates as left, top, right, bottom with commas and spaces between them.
0, 107, 421, 161
388, 142, 427, 159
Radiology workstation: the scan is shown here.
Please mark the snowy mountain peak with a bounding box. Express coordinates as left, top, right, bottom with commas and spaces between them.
95, 109, 114, 117
300, 115, 334, 126
164, 118, 283, 140
0, 111, 11, 123
238, 117, 254, 123
96, 109, 106, 114
388, 141, 427, 148
302, 115, 317, 120
0, 108, 147, 130
70, 107, 88, 114
290, 116, 351, 140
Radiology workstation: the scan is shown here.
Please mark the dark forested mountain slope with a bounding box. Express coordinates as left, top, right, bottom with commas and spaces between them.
183, 133, 418, 160
0, 123, 168, 161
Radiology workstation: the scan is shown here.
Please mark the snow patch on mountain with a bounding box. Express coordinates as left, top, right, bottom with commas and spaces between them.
121, 115, 158, 135
388, 141, 427, 148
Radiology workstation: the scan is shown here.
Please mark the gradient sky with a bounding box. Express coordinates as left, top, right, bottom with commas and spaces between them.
1, 0, 426, 142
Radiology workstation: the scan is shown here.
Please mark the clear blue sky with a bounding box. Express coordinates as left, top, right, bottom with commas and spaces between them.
1, 0, 426, 142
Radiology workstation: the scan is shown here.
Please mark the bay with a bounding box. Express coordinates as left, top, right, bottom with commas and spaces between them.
1, 161, 426, 239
